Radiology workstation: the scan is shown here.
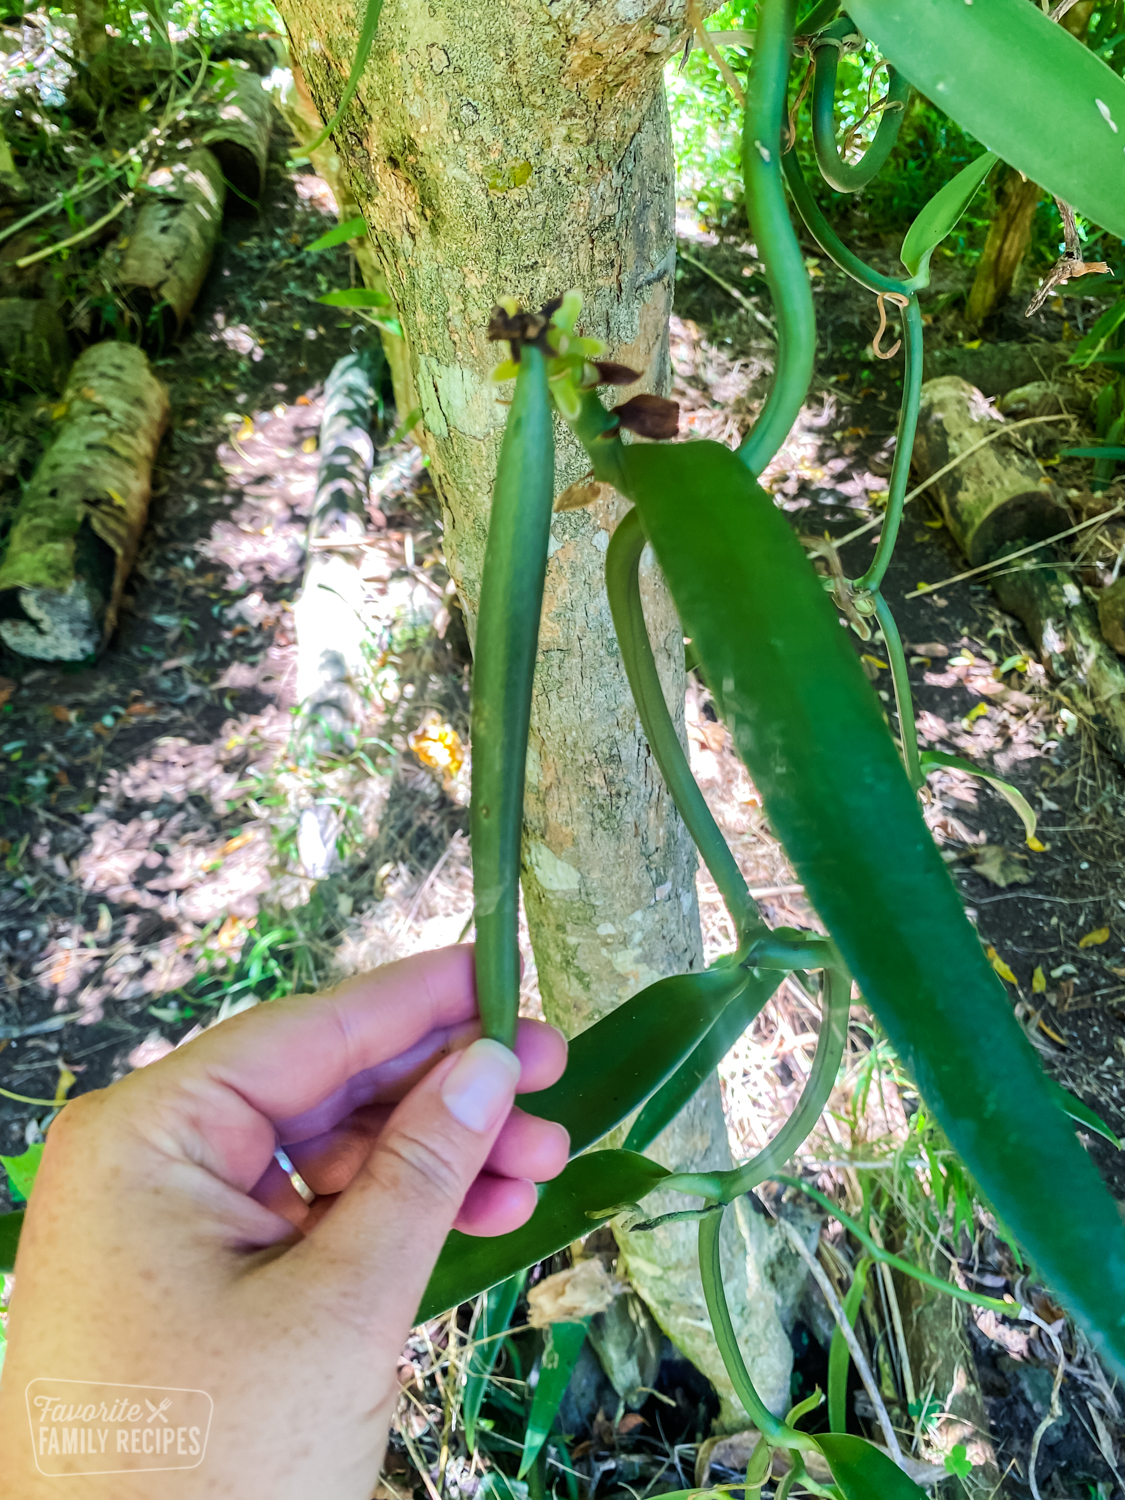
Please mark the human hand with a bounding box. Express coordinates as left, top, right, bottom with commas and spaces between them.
0, 945, 569, 1498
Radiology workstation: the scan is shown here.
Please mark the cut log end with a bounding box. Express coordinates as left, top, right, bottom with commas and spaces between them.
0, 580, 104, 661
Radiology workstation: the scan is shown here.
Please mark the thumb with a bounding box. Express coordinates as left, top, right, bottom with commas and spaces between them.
293, 1038, 524, 1320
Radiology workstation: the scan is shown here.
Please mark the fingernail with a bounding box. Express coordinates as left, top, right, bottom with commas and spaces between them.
441, 1039, 521, 1133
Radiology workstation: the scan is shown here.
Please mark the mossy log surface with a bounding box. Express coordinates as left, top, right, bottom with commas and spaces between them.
117, 146, 226, 347
914, 376, 1070, 565
912, 375, 1125, 763
0, 299, 71, 392
0, 341, 168, 661
199, 61, 273, 209
293, 351, 378, 770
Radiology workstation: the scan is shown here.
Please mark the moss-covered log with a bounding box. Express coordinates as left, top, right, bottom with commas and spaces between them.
0, 342, 168, 661
913, 375, 1125, 764
116, 147, 226, 348
914, 376, 1070, 565
0, 299, 71, 393
199, 61, 273, 210
293, 351, 378, 766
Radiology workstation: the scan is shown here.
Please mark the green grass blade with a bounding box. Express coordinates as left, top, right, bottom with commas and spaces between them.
518, 1321, 587, 1478
828, 1257, 870, 1433
464, 1273, 525, 1452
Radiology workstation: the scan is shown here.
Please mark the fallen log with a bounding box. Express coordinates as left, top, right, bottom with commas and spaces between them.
0, 298, 71, 392
116, 146, 226, 348
0, 342, 168, 661
293, 352, 380, 876
913, 375, 1125, 764
199, 61, 272, 210
915, 376, 1070, 565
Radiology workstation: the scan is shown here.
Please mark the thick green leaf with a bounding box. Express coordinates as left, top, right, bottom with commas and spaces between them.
305, 215, 367, 253
464, 1274, 524, 1451
518, 1321, 587, 1477
0, 1209, 23, 1274
0, 1142, 43, 1203
623, 972, 780, 1152
1051, 1080, 1122, 1149
620, 438, 1125, 1371
899, 152, 997, 281
918, 750, 1036, 844
846, 0, 1125, 241
816, 1433, 927, 1499
317, 288, 392, 308
522, 966, 751, 1154
416, 1152, 668, 1322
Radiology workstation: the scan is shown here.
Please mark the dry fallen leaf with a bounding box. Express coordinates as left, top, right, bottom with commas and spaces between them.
0, 677, 16, 709
986, 946, 1018, 984
527, 1258, 621, 1327
1079, 927, 1111, 948
219, 831, 255, 857
50, 704, 70, 723
1032, 965, 1047, 994
301, 436, 318, 454
972, 845, 1031, 889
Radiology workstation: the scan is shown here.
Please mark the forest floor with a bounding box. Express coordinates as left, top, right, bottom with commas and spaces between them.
2, 27, 1125, 1500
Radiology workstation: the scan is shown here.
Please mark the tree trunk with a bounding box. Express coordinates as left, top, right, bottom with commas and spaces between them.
274, 0, 794, 1420
964, 0, 1094, 328
115, 147, 226, 348
964, 169, 1043, 329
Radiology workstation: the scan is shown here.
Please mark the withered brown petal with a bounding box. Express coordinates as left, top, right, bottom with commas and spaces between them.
594, 361, 643, 387
614, 393, 680, 440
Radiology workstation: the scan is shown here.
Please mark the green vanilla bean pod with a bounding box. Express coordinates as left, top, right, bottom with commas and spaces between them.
739, 0, 816, 476
605, 507, 763, 942
471, 343, 554, 1048
810, 23, 910, 195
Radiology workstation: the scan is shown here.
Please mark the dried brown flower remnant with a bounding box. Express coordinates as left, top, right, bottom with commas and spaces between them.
593, 361, 642, 386
614, 393, 680, 440
486, 296, 563, 359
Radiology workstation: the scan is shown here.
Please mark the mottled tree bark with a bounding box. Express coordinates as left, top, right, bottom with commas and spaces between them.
273, 0, 794, 1418
964, 168, 1042, 329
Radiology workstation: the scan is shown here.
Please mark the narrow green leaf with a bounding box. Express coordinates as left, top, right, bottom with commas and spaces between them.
1051, 1080, 1122, 1149
1069, 297, 1125, 368
828, 1258, 870, 1433
1061, 446, 1125, 460
623, 972, 780, 1152
846, 0, 1125, 241
317, 288, 392, 308
478, 1474, 529, 1500
522, 966, 752, 1154
464, 1273, 525, 1451
618, 438, 1125, 1369
305, 215, 367, 253
918, 750, 1036, 843
518, 1321, 587, 1477
0, 1209, 23, 1274
899, 152, 997, 282
816, 1433, 927, 1499
417, 1151, 668, 1322
0, 1143, 43, 1204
